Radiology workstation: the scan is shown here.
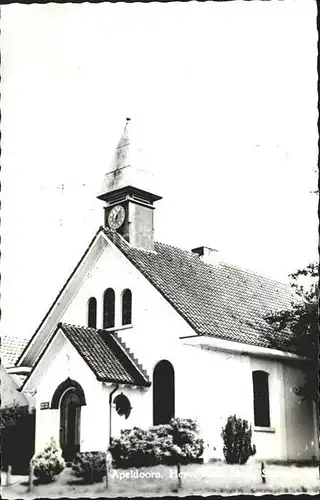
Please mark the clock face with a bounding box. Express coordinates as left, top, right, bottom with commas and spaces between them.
108, 205, 125, 230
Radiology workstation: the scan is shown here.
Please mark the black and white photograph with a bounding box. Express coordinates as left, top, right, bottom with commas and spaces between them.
1, 0, 319, 496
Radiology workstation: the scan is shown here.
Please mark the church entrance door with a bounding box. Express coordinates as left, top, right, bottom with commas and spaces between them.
60, 390, 81, 461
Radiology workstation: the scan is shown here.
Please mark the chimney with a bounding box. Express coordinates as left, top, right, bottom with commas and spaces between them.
191, 246, 220, 265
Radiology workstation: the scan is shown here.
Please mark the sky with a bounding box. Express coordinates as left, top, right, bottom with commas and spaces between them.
1, 1, 318, 340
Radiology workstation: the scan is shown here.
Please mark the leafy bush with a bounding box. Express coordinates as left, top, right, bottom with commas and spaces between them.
0, 403, 35, 474
32, 437, 65, 483
221, 415, 256, 464
72, 451, 106, 484
170, 418, 204, 461
109, 418, 204, 468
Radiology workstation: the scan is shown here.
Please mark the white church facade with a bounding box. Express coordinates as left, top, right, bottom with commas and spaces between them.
17, 119, 318, 464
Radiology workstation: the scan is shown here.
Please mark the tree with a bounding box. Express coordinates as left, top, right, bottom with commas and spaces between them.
221, 415, 256, 465
264, 262, 319, 402
0, 403, 36, 474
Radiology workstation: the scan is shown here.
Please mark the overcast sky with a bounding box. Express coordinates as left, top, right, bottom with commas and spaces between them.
1, 1, 318, 340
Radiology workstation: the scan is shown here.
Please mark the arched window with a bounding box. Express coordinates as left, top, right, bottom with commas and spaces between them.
87, 297, 97, 328
51, 378, 86, 409
103, 288, 115, 328
252, 371, 270, 427
153, 360, 175, 425
122, 289, 132, 325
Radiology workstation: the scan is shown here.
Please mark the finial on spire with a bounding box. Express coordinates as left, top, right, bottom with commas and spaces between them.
124, 117, 131, 132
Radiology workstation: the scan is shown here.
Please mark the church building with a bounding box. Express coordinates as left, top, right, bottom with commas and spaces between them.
16, 119, 318, 464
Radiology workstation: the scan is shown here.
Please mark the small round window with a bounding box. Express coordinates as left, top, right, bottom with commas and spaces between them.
114, 393, 132, 419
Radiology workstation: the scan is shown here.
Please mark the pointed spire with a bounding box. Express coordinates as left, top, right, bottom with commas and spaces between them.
109, 117, 142, 173
97, 117, 160, 202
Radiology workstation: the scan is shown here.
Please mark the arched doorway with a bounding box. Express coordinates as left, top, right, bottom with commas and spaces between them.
60, 390, 81, 461
51, 378, 86, 461
153, 360, 175, 425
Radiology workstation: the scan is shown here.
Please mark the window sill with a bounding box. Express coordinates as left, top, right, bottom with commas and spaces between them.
254, 426, 275, 433
104, 324, 133, 333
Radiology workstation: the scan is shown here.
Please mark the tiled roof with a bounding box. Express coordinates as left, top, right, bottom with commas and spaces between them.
1, 336, 29, 368
58, 323, 150, 386
103, 228, 297, 354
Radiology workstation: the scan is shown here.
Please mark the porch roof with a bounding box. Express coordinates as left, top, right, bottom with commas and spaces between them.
59, 323, 150, 387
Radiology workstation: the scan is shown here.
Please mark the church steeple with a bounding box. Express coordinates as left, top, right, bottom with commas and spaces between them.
98, 118, 162, 251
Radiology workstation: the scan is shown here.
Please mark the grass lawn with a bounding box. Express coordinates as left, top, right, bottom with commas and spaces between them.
1, 462, 319, 497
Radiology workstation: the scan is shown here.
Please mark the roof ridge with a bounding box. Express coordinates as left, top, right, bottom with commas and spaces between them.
220, 262, 291, 288
155, 240, 293, 287
59, 321, 97, 331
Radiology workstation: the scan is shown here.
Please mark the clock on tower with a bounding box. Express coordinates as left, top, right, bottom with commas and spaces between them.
107, 205, 126, 230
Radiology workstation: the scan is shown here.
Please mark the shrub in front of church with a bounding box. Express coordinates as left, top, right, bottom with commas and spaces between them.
109, 426, 158, 468
109, 418, 204, 468
221, 415, 256, 465
32, 437, 65, 483
71, 451, 106, 484
170, 417, 204, 463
